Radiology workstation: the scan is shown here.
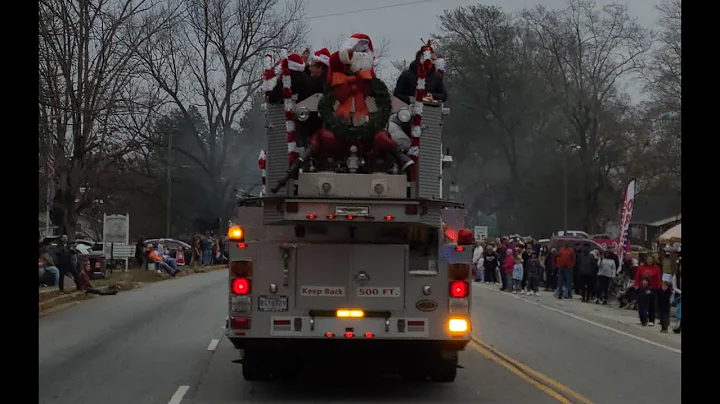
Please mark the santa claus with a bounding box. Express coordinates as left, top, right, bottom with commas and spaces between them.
315, 33, 413, 172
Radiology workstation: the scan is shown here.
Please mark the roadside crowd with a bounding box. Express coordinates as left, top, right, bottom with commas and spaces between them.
472, 238, 682, 334
38, 234, 118, 296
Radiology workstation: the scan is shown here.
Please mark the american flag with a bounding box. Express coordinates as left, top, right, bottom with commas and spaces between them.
47, 140, 55, 211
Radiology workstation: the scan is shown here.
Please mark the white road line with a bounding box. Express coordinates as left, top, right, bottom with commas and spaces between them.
476, 284, 681, 354
168, 385, 190, 404
207, 339, 220, 351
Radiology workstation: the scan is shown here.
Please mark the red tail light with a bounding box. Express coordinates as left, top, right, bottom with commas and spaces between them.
231, 278, 251, 295
458, 229, 474, 245
445, 229, 457, 241
286, 202, 299, 213
449, 280, 469, 298
307, 214, 316, 219
231, 317, 250, 329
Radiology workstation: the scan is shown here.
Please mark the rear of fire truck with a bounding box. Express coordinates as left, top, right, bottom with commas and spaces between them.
225, 83, 473, 383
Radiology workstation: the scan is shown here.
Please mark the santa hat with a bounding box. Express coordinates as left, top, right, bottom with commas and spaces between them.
312, 48, 331, 66
334, 33, 376, 75
342, 33, 374, 57
286, 53, 305, 72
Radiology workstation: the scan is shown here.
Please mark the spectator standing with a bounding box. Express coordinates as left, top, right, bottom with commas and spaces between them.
56, 234, 81, 292
526, 253, 542, 295
672, 262, 682, 333
657, 274, 674, 333
483, 246, 499, 284
636, 277, 652, 326
555, 243, 576, 299
544, 248, 558, 291
201, 232, 213, 266
502, 249, 515, 292
511, 254, 524, 293
596, 250, 616, 305
634, 255, 662, 326
472, 241, 484, 282
497, 243, 508, 291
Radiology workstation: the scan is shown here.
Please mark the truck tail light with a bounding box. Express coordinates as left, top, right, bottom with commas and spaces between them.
231, 278, 251, 295
228, 225, 245, 242
448, 318, 469, 333
449, 280, 469, 298
231, 317, 250, 329
458, 229, 474, 245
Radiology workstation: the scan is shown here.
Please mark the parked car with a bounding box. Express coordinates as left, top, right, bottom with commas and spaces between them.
145, 238, 192, 263
590, 234, 616, 249
554, 230, 590, 238
550, 236, 607, 252
74, 240, 110, 279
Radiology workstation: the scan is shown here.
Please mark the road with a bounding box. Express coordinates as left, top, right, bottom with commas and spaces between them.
39, 271, 681, 404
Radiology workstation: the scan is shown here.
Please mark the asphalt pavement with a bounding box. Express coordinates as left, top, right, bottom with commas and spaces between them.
39, 271, 681, 404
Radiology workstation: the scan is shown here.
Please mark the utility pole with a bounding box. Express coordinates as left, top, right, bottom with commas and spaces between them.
563, 153, 568, 233
165, 131, 172, 238
556, 139, 579, 233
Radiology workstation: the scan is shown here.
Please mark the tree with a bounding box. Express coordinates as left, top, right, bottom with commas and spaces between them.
38, 0, 177, 239
521, 0, 652, 230
134, 0, 307, 230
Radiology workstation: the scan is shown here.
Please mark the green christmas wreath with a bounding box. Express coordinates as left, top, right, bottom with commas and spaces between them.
318, 77, 392, 142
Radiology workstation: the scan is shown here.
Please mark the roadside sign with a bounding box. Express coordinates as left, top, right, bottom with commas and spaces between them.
103, 213, 129, 257
474, 226, 488, 240
109, 244, 135, 259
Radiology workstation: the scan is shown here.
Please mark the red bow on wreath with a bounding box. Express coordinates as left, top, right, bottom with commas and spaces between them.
331, 71, 373, 121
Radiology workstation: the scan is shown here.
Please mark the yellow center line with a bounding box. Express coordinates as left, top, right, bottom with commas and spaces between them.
469, 337, 594, 404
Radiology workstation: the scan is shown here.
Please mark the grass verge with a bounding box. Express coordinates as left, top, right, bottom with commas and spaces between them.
39, 264, 226, 317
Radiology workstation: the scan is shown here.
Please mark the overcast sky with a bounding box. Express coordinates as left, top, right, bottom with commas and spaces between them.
304, 0, 665, 98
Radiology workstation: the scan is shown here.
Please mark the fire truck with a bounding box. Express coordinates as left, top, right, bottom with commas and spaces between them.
225, 79, 474, 382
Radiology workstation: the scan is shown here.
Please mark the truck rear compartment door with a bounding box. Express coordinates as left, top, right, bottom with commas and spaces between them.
350, 244, 407, 311
295, 245, 352, 310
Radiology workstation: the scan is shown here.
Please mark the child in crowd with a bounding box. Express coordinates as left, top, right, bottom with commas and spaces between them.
636, 277, 652, 326
512, 255, 524, 293
526, 253, 542, 296
657, 274, 673, 333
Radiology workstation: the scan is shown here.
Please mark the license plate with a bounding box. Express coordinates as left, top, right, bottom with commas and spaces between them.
258, 296, 288, 312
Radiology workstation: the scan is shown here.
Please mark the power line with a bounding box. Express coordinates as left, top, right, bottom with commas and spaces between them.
307, 0, 436, 20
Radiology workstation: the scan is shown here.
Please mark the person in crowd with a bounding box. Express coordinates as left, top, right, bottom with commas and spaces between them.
596, 250, 616, 305
56, 234, 81, 292
502, 249, 515, 292
634, 255, 662, 326
511, 253, 524, 293
520, 245, 531, 293
636, 277, 652, 326
618, 255, 638, 309
158, 243, 179, 272
483, 245, 499, 284
76, 260, 118, 296
576, 245, 596, 302
147, 244, 177, 276
526, 253, 542, 296
555, 242, 576, 299
544, 248, 558, 291
672, 260, 682, 333
497, 242, 508, 291
657, 274, 674, 333
191, 234, 201, 266
135, 236, 147, 268
40, 241, 60, 287
532, 240, 542, 256
472, 241, 484, 282
201, 232, 213, 266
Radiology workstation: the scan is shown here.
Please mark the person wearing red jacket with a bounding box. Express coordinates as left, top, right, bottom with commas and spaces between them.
502, 249, 516, 292
634, 255, 662, 326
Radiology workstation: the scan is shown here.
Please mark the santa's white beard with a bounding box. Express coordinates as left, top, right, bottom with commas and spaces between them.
349, 52, 374, 73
